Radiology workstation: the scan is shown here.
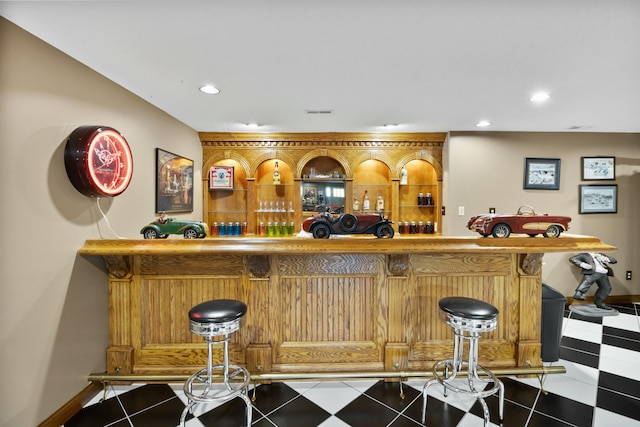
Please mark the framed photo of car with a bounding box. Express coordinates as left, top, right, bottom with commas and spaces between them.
579, 184, 617, 214
581, 156, 615, 181
156, 148, 194, 213
524, 158, 561, 190
209, 165, 234, 190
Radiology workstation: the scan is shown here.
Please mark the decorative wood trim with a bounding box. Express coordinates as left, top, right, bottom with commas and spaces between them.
521, 253, 544, 275
248, 255, 270, 277
104, 255, 131, 279
199, 132, 448, 145
387, 254, 410, 276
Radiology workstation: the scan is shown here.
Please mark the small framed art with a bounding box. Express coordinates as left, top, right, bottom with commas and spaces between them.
524, 158, 561, 190
209, 165, 234, 190
581, 156, 615, 180
155, 148, 194, 213
579, 184, 617, 214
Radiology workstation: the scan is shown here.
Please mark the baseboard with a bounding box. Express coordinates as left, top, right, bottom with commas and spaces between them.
567, 294, 640, 306
38, 382, 102, 427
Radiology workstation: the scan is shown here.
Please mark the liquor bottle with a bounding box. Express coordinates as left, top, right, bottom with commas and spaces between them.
426, 192, 433, 206
376, 194, 384, 212
363, 191, 370, 211
273, 161, 281, 184
400, 167, 408, 185
353, 196, 360, 211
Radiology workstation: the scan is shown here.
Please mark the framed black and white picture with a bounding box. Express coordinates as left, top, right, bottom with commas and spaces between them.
581, 156, 615, 181
579, 184, 617, 214
524, 158, 561, 190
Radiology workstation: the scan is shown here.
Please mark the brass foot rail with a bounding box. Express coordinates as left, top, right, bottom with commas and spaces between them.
88, 365, 566, 383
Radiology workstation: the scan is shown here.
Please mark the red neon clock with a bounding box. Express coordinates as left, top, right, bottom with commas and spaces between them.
64, 125, 134, 197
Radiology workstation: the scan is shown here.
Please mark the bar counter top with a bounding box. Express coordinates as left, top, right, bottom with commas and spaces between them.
79, 233, 615, 256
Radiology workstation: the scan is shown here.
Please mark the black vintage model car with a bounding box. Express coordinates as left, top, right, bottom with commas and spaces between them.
302, 211, 394, 239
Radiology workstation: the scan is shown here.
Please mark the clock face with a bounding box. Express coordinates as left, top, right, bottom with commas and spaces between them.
64, 126, 134, 197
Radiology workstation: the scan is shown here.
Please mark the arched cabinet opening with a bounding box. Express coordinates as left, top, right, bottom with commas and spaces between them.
398, 159, 441, 234
301, 156, 346, 216
205, 159, 247, 235
254, 159, 296, 236
353, 159, 391, 216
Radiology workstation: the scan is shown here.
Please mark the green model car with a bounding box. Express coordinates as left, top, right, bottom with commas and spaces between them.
140, 215, 208, 239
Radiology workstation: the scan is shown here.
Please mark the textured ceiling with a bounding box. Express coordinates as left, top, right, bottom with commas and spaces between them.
2, 0, 640, 134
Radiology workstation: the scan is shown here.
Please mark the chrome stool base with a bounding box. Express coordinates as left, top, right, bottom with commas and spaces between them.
180, 300, 252, 426
422, 297, 504, 426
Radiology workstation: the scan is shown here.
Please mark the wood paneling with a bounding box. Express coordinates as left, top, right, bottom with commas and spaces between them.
81, 236, 615, 376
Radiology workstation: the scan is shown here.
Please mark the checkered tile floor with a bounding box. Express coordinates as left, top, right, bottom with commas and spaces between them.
65, 304, 640, 427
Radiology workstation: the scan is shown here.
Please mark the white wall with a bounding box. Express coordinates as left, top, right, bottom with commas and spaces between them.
0, 18, 202, 426
444, 131, 640, 296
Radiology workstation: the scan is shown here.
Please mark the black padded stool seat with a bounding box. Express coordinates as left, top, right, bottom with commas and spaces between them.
439, 296, 498, 321
422, 296, 504, 427
180, 299, 252, 426
188, 299, 247, 338
189, 299, 247, 323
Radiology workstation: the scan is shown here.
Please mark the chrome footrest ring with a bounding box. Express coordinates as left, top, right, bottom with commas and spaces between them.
432, 359, 501, 399
183, 364, 251, 404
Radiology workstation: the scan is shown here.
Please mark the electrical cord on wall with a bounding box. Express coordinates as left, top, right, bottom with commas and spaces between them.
96, 197, 127, 239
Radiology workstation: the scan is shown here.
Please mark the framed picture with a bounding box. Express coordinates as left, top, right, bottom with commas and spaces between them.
155, 148, 194, 213
579, 184, 617, 214
209, 165, 234, 190
524, 158, 561, 190
301, 183, 318, 212
581, 156, 615, 180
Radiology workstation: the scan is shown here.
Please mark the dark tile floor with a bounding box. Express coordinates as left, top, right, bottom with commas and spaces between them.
66, 304, 640, 426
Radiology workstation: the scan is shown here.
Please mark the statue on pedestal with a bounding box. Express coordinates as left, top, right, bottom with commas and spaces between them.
570, 252, 617, 310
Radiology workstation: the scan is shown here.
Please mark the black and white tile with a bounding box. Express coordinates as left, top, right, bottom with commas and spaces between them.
65, 304, 640, 427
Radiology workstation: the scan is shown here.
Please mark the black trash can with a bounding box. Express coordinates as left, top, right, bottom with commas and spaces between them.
541, 283, 567, 362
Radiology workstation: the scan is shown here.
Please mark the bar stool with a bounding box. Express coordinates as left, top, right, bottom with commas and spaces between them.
422, 296, 504, 426
180, 299, 252, 426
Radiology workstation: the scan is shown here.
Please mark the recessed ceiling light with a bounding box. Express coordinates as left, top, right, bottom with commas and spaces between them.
530, 92, 550, 103
199, 85, 220, 95
476, 120, 491, 127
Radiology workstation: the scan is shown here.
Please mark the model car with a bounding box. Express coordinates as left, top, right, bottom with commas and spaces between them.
140, 215, 208, 239
467, 205, 571, 238
302, 211, 394, 239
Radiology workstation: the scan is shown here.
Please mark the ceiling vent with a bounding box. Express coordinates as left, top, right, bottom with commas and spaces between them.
305, 109, 334, 115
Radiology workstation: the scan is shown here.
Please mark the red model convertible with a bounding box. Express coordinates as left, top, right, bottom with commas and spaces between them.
467, 205, 571, 238
302, 211, 394, 239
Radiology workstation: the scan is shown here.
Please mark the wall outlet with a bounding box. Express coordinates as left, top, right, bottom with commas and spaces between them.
489, 207, 496, 213
626, 271, 632, 280
458, 206, 465, 216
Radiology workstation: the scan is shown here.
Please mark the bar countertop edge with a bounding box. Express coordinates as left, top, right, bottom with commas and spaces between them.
78, 234, 616, 256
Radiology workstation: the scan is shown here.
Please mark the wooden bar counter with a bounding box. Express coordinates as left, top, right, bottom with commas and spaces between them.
79, 234, 614, 378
